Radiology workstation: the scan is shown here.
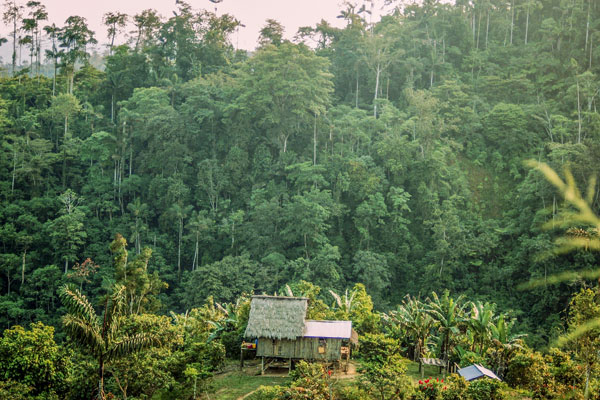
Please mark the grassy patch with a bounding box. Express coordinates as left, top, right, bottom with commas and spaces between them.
405, 361, 446, 381
212, 372, 289, 400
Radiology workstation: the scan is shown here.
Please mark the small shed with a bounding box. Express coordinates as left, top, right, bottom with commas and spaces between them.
244, 295, 358, 366
457, 364, 501, 381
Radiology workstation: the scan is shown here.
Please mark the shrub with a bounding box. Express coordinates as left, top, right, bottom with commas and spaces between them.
466, 379, 506, 400
336, 385, 372, 400
545, 348, 584, 391
440, 374, 468, 400
245, 385, 282, 400
505, 349, 548, 391
358, 333, 412, 400
412, 377, 444, 400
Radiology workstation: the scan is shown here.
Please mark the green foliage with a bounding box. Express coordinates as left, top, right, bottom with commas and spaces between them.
358, 333, 412, 400
466, 379, 507, 400
2, 1, 600, 398
0, 322, 69, 398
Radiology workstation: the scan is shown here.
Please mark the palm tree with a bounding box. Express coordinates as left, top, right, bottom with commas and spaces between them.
329, 288, 357, 319
468, 300, 496, 355
59, 284, 158, 399
207, 301, 239, 342
427, 291, 467, 369
389, 295, 434, 361
488, 313, 526, 378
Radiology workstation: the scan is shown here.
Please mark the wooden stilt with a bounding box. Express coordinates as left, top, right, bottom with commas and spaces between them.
240, 347, 244, 370
289, 358, 292, 373
261, 357, 265, 375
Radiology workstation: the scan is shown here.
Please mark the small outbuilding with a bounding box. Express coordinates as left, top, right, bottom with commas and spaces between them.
457, 364, 502, 381
243, 295, 358, 372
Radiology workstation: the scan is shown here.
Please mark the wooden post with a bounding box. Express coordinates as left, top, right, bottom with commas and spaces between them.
289, 358, 292, 373
261, 357, 265, 375
240, 348, 244, 370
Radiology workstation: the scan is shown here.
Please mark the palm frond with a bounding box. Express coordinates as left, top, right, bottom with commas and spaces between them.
59, 284, 99, 326
285, 284, 294, 297
556, 318, 600, 348
104, 333, 159, 362
329, 289, 342, 308
62, 314, 104, 354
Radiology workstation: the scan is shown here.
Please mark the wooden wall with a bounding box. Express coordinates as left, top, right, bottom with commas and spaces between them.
257, 337, 342, 361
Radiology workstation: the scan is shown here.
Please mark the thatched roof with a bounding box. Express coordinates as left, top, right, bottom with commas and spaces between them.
244, 295, 308, 340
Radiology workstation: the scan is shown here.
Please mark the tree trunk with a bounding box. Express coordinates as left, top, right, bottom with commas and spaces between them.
577, 79, 582, 144
373, 62, 381, 117
355, 68, 359, 108
313, 113, 317, 166
111, 93, 115, 123
192, 237, 199, 271
510, 0, 514, 45
12, 15, 16, 75
98, 358, 106, 400
485, 9, 490, 49
52, 59, 57, 96
525, 7, 529, 44
585, 364, 590, 399
590, 32, 593, 70
21, 249, 26, 286
585, 0, 590, 51
11, 147, 16, 195
177, 217, 182, 278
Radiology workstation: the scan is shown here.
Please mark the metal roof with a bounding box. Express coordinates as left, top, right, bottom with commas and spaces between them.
303, 320, 353, 339
457, 364, 501, 381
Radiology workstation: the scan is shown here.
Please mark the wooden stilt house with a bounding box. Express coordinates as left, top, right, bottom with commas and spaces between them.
243, 295, 358, 370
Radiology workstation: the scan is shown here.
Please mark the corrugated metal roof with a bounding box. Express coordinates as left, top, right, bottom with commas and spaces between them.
303, 320, 353, 339
457, 364, 501, 381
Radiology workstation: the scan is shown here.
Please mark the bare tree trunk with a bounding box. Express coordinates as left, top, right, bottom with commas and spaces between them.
510, 0, 514, 45
485, 9, 490, 49
590, 32, 594, 70
21, 250, 26, 286
52, 60, 57, 96
12, 15, 16, 75
476, 10, 482, 49
11, 147, 16, 195
313, 113, 317, 166
177, 217, 182, 278
577, 79, 582, 144
373, 62, 381, 117
585, 0, 590, 51
525, 7, 530, 44
192, 238, 198, 271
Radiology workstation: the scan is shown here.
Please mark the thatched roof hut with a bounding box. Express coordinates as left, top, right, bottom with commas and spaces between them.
244, 295, 308, 340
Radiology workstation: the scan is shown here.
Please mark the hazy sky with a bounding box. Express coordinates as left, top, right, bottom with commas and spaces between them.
0, 0, 381, 53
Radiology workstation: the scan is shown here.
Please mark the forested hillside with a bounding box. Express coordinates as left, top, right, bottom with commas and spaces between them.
1, 0, 599, 349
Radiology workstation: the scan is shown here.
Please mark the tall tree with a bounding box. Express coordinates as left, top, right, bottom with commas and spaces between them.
2, 0, 22, 75
235, 42, 333, 154
59, 284, 158, 400
48, 189, 87, 273
103, 11, 127, 54
58, 15, 97, 94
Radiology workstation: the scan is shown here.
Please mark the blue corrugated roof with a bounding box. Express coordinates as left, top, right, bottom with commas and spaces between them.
457, 364, 501, 381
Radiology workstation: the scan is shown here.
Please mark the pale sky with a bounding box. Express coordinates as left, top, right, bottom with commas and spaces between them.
0, 0, 389, 54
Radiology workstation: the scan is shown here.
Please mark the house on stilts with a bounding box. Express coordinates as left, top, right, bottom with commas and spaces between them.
243, 295, 358, 373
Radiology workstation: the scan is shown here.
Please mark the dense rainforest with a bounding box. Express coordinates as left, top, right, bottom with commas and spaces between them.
1, 0, 600, 368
